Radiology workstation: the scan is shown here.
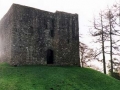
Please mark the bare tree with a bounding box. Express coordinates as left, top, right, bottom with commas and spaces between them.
80, 42, 88, 67
79, 42, 95, 67
90, 1, 120, 75
90, 11, 108, 74
104, 4, 120, 75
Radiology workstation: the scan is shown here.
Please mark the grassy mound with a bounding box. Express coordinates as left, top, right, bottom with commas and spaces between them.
0, 63, 120, 90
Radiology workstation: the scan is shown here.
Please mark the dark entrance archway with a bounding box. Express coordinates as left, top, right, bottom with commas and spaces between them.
47, 49, 54, 64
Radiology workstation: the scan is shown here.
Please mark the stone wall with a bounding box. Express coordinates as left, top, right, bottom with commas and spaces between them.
0, 4, 80, 66
11, 4, 55, 65
54, 11, 80, 65
0, 5, 14, 63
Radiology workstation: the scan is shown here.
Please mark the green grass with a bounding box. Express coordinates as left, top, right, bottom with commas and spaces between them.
0, 63, 120, 90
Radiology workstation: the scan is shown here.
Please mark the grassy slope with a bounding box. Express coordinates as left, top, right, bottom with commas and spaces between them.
0, 63, 120, 90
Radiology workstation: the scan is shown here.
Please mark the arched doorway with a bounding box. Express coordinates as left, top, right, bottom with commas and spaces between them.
47, 49, 54, 64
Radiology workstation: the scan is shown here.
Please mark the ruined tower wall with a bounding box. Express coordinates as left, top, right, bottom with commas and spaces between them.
54, 12, 80, 65
0, 6, 14, 63
11, 4, 55, 65
0, 4, 80, 66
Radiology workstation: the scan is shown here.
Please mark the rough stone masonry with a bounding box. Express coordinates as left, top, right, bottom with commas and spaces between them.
0, 4, 80, 66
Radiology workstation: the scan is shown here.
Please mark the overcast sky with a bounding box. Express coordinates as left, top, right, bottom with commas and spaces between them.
0, 0, 119, 47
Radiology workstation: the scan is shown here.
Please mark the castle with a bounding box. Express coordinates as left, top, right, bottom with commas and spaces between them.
0, 4, 80, 66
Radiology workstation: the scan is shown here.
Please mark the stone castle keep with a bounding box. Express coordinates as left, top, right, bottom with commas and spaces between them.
0, 4, 80, 66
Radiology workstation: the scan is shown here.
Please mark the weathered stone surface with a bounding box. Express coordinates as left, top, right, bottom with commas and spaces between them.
0, 4, 80, 66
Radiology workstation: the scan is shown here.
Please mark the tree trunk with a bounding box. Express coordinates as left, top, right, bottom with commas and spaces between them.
109, 11, 113, 75
101, 14, 106, 74
81, 52, 84, 67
